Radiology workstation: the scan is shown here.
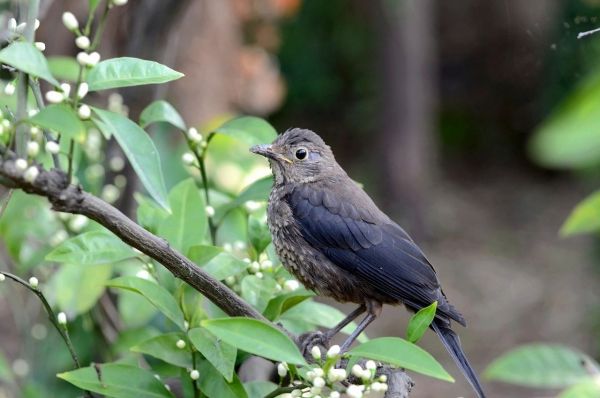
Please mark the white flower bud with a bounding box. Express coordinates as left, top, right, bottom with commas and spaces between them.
205, 205, 215, 217
78, 104, 91, 120
24, 166, 39, 183
28, 109, 39, 117
312, 377, 325, 388
365, 360, 376, 371
109, 156, 125, 172
311, 346, 321, 360
15, 22, 26, 34
45, 141, 60, 154
15, 158, 27, 171
28, 277, 39, 288
326, 345, 340, 358
223, 243, 233, 252
371, 382, 387, 392
345, 385, 364, 398
27, 141, 39, 157
77, 82, 89, 99
187, 127, 202, 143
327, 368, 347, 383
101, 184, 120, 203
35, 42, 46, 51
57, 312, 67, 325
291, 390, 302, 397
0, 273, 5, 282
60, 83, 71, 97
34, 19, 40, 31
184, 320, 189, 330
8, 18, 17, 32
62, 12, 79, 31
378, 374, 387, 382
76, 52, 90, 66
68, 215, 88, 232
277, 362, 288, 377
176, 339, 186, 349
244, 200, 262, 212
310, 387, 322, 396
255, 271, 263, 278
135, 269, 151, 280
45, 90, 64, 104
4, 83, 15, 96
249, 261, 260, 273
87, 52, 101, 66
260, 260, 273, 270
329, 392, 340, 398
112, 0, 128, 5
283, 279, 300, 292
182, 152, 195, 165
30, 126, 41, 138
351, 364, 363, 378
225, 276, 236, 285
75, 36, 90, 50
190, 369, 199, 380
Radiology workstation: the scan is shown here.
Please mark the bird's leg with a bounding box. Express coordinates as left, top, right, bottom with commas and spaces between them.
323, 304, 366, 341
339, 301, 382, 353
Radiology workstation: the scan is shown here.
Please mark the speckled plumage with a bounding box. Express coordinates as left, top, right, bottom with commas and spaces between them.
250, 128, 486, 398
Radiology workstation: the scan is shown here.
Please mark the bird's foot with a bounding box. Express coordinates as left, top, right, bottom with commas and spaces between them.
296, 330, 332, 362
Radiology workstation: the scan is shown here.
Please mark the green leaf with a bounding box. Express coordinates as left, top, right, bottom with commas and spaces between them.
559, 379, 600, 398
46, 230, 135, 265
201, 317, 306, 365
48, 263, 112, 315
215, 177, 272, 222
248, 215, 271, 254
188, 245, 248, 280
198, 360, 248, 398
406, 301, 437, 343
213, 116, 278, 147
244, 381, 277, 398
349, 337, 454, 382
188, 328, 237, 382
560, 190, 600, 236
29, 104, 85, 142
240, 275, 278, 313
135, 193, 169, 232
0, 42, 59, 85
484, 344, 596, 388
529, 70, 600, 169
158, 179, 206, 253
281, 300, 367, 342
47, 56, 81, 82
140, 100, 186, 131
131, 332, 192, 368
263, 290, 314, 321
93, 108, 169, 211
57, 363, 173, 398
107, 276, 186, 330
87, 57, 184, 91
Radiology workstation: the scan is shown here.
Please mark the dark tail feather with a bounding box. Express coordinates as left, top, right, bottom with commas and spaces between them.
431, 320, 486, 398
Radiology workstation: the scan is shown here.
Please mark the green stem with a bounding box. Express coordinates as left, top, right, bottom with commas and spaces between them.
29, 78, 61, 169
197, 154, 216, 244
191, 351, 200, 398
264, 384, 309, 398
67, 139, 75, 182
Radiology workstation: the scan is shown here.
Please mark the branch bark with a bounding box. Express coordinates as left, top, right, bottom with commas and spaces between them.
0, 153, 264, 321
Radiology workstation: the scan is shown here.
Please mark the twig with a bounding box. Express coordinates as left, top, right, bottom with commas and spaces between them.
577, 27, 600, 39
0, 151, 265, 321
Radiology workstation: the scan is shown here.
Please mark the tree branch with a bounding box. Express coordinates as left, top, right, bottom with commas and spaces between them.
0, 152, 265, 321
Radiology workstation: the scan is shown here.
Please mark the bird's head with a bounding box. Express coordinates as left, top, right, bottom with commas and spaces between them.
250, 128, 340, 184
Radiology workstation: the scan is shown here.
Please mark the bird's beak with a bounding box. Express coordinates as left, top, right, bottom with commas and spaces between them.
250, 144, 292, 164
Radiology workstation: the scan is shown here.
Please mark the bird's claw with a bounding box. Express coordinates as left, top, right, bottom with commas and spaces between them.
297, 330, 331, 362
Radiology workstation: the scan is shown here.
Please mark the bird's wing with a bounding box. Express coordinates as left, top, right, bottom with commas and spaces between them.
286, 182, 465, 325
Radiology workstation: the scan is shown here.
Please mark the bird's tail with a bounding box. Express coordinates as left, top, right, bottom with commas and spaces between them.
431, 320, 486, 398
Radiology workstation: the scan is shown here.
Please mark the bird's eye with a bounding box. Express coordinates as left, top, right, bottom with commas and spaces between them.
295, 148, 308, 160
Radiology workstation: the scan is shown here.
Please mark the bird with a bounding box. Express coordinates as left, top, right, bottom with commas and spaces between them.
250, 128, 486, 398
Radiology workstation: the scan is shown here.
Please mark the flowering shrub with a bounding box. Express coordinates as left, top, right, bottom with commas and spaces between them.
0, 1, 455, 397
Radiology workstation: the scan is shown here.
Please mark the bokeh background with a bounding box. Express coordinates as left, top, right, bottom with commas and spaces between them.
3, 0, 600, 397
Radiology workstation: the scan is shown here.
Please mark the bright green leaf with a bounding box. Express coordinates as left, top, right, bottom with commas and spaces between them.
529, 70, 600, 169
349, 337, 454, 382
189, 328, 237, 382
0, 42, 58, 85
198, 360, 248, 398
57, 363, 173, 398
140, 100, 186, 131
158, 179, 206, 253
188, 245, 248, 280
87, 57, 183, 91
213, 116, 277, 148
89, 0, 101, 13
46, 230, 135, 265
240, 275, 278, 313
560, 190, 600, 236
559, 379, 600, 398
215, 177, 272, 222
93, 108, 169, 210
406, 301, 437, 343
484, 344, 595, 388
248, 215, 271, 254
47, 56, 81, 82
131, 332, 192, 368
135, 193, 169, 232
244, 381, 277, 398
263, 290, 314, 321
48, 263, 112, 315
201, 317, 306, 365
107, 276, 186, 330
29, 104, 85, 142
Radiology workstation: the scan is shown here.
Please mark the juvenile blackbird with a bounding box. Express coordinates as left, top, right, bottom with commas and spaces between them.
250, 128, 486, 398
